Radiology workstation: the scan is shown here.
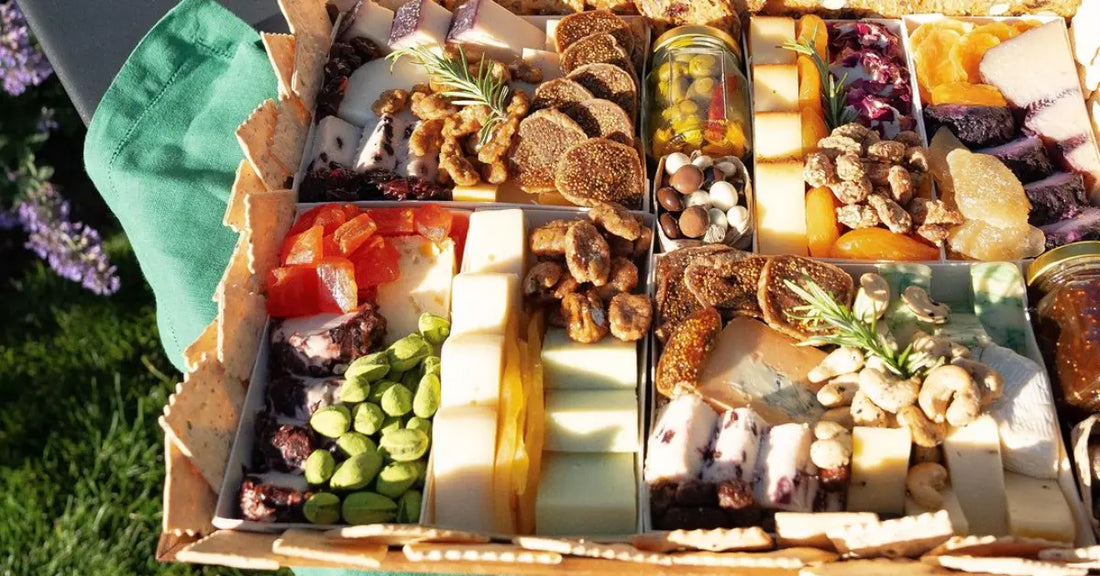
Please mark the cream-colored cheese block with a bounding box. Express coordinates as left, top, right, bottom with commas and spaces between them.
906, 488, 970, 536
536, 452, 636, 536
449, 273, 519, 337
753, 65, 799, 112
750, 16, 796, 66
544, 389, 639, 452
463, 209, 526, 276
943, 415, 1008, 536
846, 427, 911, 515
432, 405, 498, 533
523, 48, 562, 82
376, 237, 456, 344
754, 112, 803, 161
446, 0, 547, 61
452, 182, 500, 203
753, 160, 808, 256
542, 329, 638, 390
340, 1, 395, 49
388, 0, 453, 49
440, 333, 505, 409
1004, 472, 1076, 543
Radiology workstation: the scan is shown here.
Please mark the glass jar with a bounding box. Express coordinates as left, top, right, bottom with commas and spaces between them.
1027, 241, 1100, 413
644, 26, 752, 160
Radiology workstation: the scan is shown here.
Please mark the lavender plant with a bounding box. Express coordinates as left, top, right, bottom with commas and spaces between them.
0, 1, 51, 96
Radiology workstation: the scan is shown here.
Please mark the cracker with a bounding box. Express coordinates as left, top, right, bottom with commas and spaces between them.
158, 356, 245, 490
800, 558, 946, 575
513, 536, 672, 565
666, 547, 838, 568
156, 531, 200, 562
272, 529, 386, 568
632, 527, 774, 553
217, 280, 266, 384
827, 511, 954, 559
236, 99, 289, 191
163, 436, 217, 536
292, 32, 330, 113
402, 543, 562, 565
926, 535, 1072, 559
261, 32, 296, 100
277, 0, 331, 41
243, 189, 296, 280
926, 555, 1089, 576
175, 530, 282, 570
325, 523, 491, 545
214, 230, 255, 304
1040, 545, 1100, 562
272, 96, 311, 183
775, 512, 880, 550
225, 160, 265, 232
182, 317, 218, 373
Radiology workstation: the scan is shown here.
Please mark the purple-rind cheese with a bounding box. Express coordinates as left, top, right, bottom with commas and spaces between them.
977, 136, 1054, 185
1040, 206, 1100, 249
1024, 172, 1088, 226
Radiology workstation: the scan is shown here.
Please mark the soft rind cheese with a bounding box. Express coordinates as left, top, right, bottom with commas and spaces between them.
754, 112, 803, 161
753, 65, 799, 112
376, 236, 456, 344
542, 329, 637, 390
439, 333, 505, 409
847, 426, 911, 515
462, 209, 526, 276
943, 415, 1008, 536
449, 273, 519, 337
309, 115, 363, 172
340, 1, 395, 50
536, 452, 637, 536
432, 405, 498, 532
643, 394, 718, 484
388, 0, 453, 50
446, 0, 546, 61
980, 344, 1059, 479
753, 423, 816, 511
339, 59, 429, 127
754, 161, 808, 256
1004, 472, 1076, 543
750, 16, 797, 66
544, 389, 639, 452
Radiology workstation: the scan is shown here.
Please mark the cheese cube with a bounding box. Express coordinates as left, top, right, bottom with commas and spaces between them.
451, 182, 500, 203
753, 160, 808, 256
544, 389, 639, 452
446, 0, 547, 61
341, 1, 395, 49
536, 452, 637, 536
388, 0, 453, 49
308, 115, 363, 172
463, 209, 526, 276
750, 16, 796, 65
440, 333, 505, 409
542, 329, 637, 390
753, 65, 799, 112
906, 488, 970, 536
943, 415, 1008, 536
449, 273, 519, 337
847, 427, 911, 515
376, 237, 456, 344
431, 405, 498, 532
644, 395, 719, 484
754, 112, 803, 161
523, 48, 562, 82
1004, 472, 1076, 543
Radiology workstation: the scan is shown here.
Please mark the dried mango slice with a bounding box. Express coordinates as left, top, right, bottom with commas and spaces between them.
951, 31, 1001, 83
797, 14, 829, 58
1010, 19, 1041, 34
931, 82, 1007, 106
493, 337, 524, 534
973, 21, 1018, 41
517, 311, 545, 536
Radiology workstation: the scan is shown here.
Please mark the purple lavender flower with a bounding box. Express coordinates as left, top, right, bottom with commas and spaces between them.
16, 183, 120, 295
0, 0, 53, 96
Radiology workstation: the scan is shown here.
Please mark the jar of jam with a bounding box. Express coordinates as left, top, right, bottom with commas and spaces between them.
644, 26, 751, 160
1027, 241, 1100, 412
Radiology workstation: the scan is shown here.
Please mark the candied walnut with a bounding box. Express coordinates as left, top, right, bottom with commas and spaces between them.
831, 177, 873, 204
862, 129, 881, 148
589, 202, 641, 241
530, 219, 574, 257
831, 122, 871, 143
905, 146, 930, 173
866, 140, 906, 164
908, 198, 964, 227
440, 137, 480, 186
607, 233, 634, 257
410, 83, 433, 97
524, 261, 563, 303
596, 257, 639, 300
894, 130, 923, 148
411, 92, 457, 120
867, 193, 913, 234
478, 117, 518, 165
482, 159, 509, 184
552, 274, 581, 300
508, 60, 543, 84
717, 480, 754, 510
371, 88, 409, 116
444, 43, 486, 63
819, 134, 862, 157
633, 224, 654, 256
916, 223, 952, 246
561, 288, 609, 343
804, 152, 837, 188
443, 105, 488, 138
835, 153, 865, 182
564, 220, 611, 287
887, 165, 915, 205
863, 160, 890, 185
609, 293, 652, 342
836, 203, 880, 229
506, 89, 531, 118
410, 118, 445, 156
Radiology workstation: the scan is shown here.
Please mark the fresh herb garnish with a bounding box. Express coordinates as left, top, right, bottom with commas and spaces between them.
780, 25, 857, 130
387, 45, 510, 148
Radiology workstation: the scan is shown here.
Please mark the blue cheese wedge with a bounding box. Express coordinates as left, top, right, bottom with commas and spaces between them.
979, 343, 1059, 479
933, 313, 992, 350
971, 262, 1030, 354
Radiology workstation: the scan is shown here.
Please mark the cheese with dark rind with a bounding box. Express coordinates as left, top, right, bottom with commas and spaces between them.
388, 0, 453, 49
445, 0, 546, 61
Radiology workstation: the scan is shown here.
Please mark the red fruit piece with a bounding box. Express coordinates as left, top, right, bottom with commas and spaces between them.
266, 265, 320, 318
367, 207, 416, 236
317, 256, 358, 313
281, 225, 325, 266
340, 203, 361, 220
332, 213, 378, 255
449, 211, 470, 266
289, 204, 348, 236
414, 204, 453, 244
349, 236, 402, 288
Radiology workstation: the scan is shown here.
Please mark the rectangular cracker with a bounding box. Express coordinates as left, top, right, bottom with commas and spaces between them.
273, 529, 387, 568
277, 0, 331, 41
666, 547, 838, 568
217, 281, 266, 384
291, 32, 330, 113
827, 511, 954, 559
925, 535, 1072, 559
158, 355, 245, 490
182, 317, 218, 373
272, 96, 311, 181
243, 189, 297, 280
261, 32, 296, 100
1040, 545, 1100, 562
325, 523, 491, 545
236, 99, 290, 191
775, 512, 879, 550
925, 555, 1089, 576
225, 159, 265, 232
802, 558, 946, 575
163, 436, 217, 536
214, 230, 255, 304
176, 530, 283, 570
513, 536, 673, 565
402, 543, 562, 565
632, 527, 774, 553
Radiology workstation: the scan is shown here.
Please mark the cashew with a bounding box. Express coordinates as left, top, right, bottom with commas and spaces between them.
853, 273, 890, 321
897, 405, 947, 447
913, 445, 942, 464
820, 407, 855, 430
911, 331, 969, 362
859, 368, 920, 413
851, 390, 890, 427
814, 420, 851, 441
817, 373, 859, 407
811, 437, 852, 470
809, 347, 865, 384
918, 364, 982, 427
951, 357, 1004, 407
901, 286, 950, 324
906, 462, 949, 509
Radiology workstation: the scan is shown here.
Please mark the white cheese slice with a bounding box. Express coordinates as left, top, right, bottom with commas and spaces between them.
847, 426, 911, 515
340, 1, 395, 50
375, 236, 456, 344
753, 423, 816, 511
979, 344, 1059, 479
448, 272, 519, 337
309, 115, 364, 172
753, 64, 799, 112
446, 0, 546, 62
1004, 472, 1076, 543
536, 452, 637, 536
943, 415, 1008, 536
388, 0, 452, 50
749, 16, 797, 66
462, 209, 526, 276
643, 394, 719, 484
339, 58, 429, 127
754, 160, 808, 256
431, 405, 498, 532
544, 389, 639, 452
541, 329, 637, 390
754, 113, 803, 161
439, 333, 505, 409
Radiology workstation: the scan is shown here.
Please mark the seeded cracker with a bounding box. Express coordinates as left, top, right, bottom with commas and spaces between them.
272, 529, 386, 568
800, 558, 945, 575
553, 10, 635, 56
925, 535, 1072, 559
291, 31, 330, 113
217, 280, 265, 383
567, 63, 638, 119
243, 189, 296, 280
774, 511, 879, 550
325, 523, 491, 545
403, 543, 562, 564
632, 527, 774, 553
532, 78, 594, 112
276, 0, 331, 41
182, 318, 218, 373
560, 33, 631, 74
926, 555, 1089, 576
224, 159, 265, 232
510, 109, 588, 193
236, 99, 288, 191
214, 231, 255, 304
272, 96, 311, 181
1040, 545, 1100, 562
176, 531, 282, 570
163, 436, 217, 536
513, 536, 672, 564
562, 98, 633, 145
827, 510, 954, 559
554, 137, 644, 208
261, 32, 296, 100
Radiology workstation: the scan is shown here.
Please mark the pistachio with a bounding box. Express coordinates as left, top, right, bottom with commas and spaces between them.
375, 461, 420, 498
329, 451, 383, 491
380, 415, 403, 437
304, 449, 336, 485
353, 402, 386, 435
411, 459, 428, 487
345, 352, 390, 382
337, 378, 371, 404
310, 405, 352, 439
380, 428, 430, 462
303, 492, 341, 524
418, 313, 451, 345
406, 416, 432, 438
368, 380, 398, 404
341, 492, 398, 524
413, 373, 441, 418
381, 384, 414, 417
402, 368, 421, 392
422, 355, 441, 377
387, 333, 432, 372
336, 432, 377, 458
396, 489, 423, 523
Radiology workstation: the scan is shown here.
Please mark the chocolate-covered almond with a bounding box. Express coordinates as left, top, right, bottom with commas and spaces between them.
656, 186, 684, 212
678, 205, 708, 239
669, 164, 704, 194
659, 213, 682, 239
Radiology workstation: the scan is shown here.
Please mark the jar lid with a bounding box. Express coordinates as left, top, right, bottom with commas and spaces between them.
1026, 241, 1100, 286
653, 25, 742, 60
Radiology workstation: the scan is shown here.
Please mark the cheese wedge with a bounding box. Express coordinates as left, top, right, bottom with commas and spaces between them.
536, 452, 636, 536
753, 65, 799, 112
446, 0, 546, 61
750, 16, 797, 65
541, 329, 637, 390
375, 237, 456, 344
340, 1, 395, 49
847, 427, 911, 515
754, 160, 808, 256
754, 112, 803, 161
905, 488, 970, 536
1004, 472, 1076, 543
463, 209, 526, 276
543, 389, 639, 452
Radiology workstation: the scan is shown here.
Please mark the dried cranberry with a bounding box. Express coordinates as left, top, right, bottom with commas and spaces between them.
716, 480, 754, 510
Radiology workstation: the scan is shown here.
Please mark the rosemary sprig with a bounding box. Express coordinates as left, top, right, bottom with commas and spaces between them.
387, 45, 510, 147
780, 25, 857, 130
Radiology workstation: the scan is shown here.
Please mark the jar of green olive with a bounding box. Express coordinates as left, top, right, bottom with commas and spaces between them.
644, 25, 751, 160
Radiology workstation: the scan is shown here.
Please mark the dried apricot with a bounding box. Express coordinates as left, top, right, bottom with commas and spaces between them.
909, 18, 973, 48
801, 107, 829, 154
1009, 19, 1040, 34
931, 82, 1007, 106
798, 55, 822, 111
951, 32, 1000, 83
797, 15, 829, 58
973, 22, 1018, 41
831, 228, 941, 261
805, 186, 841, 257
914, 29, 966, 97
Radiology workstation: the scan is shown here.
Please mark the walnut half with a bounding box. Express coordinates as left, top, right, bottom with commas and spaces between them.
609, 293, 652, 342
561, 288, 609, 343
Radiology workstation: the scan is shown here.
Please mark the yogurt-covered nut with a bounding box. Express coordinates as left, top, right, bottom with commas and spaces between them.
708, 180, 739, 211
691, 154, 714, 170
726, 205, 750, 233
664, 152, 691, 175
684, 190, 711, 209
